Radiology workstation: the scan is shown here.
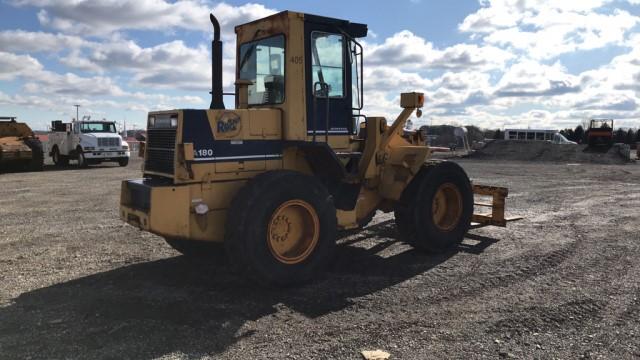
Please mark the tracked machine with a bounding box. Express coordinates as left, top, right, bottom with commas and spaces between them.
120, 11, 517, 285
586, 119, 614, 148
0, 117, 44, 172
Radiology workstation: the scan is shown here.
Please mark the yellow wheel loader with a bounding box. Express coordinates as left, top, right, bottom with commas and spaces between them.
120, 11, 516, 286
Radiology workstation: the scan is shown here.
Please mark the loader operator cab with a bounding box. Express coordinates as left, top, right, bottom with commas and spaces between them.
233, 11, 365, 141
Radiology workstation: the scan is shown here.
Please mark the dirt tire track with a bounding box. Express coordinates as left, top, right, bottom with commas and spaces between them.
487, 298, 607, 335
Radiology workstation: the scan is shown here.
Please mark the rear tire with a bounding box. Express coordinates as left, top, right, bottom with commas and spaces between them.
52, 147, 68, 167
395, 161, 473, 253
225, 170, 337, 286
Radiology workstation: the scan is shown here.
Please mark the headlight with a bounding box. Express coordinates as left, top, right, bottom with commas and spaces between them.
122, 145, 129, 150
170, 116, 178, 128
85, 146, 95, 151
148, 116, 155, 127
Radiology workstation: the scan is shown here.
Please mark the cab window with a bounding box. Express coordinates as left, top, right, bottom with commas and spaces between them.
311, 32, 344, 98
238, 35, 285, 105
80, 122, 116, 133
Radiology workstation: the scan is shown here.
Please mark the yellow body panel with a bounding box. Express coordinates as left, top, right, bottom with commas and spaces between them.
235, 12, 307, 141
121, 180, 249, 242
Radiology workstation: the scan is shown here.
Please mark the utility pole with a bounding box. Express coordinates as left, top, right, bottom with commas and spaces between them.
73, 104, 80, 122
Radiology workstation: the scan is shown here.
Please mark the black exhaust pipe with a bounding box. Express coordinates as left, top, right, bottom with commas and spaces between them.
209, 13, 225, 110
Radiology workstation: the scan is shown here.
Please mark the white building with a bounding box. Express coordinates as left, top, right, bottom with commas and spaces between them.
504, 129, 557, 141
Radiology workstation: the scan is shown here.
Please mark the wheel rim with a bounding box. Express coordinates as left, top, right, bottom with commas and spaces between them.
267, 199, 320, 265
431, 183, 463, 232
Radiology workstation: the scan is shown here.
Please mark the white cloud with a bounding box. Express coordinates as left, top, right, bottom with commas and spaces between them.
0, 46, 207, 112
364, 67, 432, 92
0, 30, 87, 53
437, 71, 491, 91
0, 90, 56, 109
495, 60, 581, 98
487, 10, 638, 59
0, 29, 232, 92
12, 0, 276, 37
366, 30, 513, 71
365, 31, 435, 67
23, 71, 126, 96
0, 52, 43, 80
459, 0, 615, 33
78, 39, 217, 91
430, 43, 513, 70
460, 0, 640, 59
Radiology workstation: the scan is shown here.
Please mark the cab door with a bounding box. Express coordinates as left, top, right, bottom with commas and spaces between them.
304, 24, 354, 138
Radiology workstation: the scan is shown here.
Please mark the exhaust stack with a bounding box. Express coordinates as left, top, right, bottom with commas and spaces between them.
209, 13, 225, 110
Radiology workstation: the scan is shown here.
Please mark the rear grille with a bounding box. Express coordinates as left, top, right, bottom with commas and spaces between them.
98, 137, 120, 147
145, 128, 176, 174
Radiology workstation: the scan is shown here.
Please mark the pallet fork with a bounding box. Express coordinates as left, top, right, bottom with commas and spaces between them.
471, 185, 523, 229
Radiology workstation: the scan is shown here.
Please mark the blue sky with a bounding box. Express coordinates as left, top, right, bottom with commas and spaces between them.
1, 0, 639, 131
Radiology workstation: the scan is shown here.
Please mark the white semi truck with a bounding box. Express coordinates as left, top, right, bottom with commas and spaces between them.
48, 117, 130, 167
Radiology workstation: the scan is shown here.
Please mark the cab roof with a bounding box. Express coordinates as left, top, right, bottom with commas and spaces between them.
235, 10, 368, 38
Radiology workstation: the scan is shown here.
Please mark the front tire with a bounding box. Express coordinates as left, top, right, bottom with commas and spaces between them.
118, 158, 129, 167
395, 161, 473, 253
76, 148, 88, 168
225, 170, 337, 286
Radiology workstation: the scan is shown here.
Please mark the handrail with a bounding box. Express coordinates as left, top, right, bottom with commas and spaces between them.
312, 82, 330, 143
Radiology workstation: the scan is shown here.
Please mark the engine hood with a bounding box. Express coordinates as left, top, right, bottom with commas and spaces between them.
80, 133, 122, 148
82, 133, 121, 139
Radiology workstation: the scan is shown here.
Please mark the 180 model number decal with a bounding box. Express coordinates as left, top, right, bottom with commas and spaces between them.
195, 148, 214, 157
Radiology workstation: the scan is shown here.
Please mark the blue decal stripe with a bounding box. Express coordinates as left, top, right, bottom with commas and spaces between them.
193, 154, 282, 162
307, 130, 351, 134
182, 109, 284, 163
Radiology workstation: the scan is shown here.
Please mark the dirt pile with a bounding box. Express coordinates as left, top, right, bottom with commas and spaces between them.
471, 140, 633, 164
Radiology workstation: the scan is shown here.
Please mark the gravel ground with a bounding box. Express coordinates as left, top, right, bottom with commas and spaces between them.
1, 158, 639, 359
